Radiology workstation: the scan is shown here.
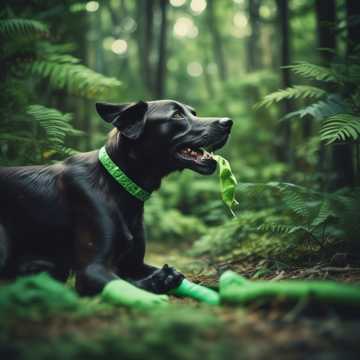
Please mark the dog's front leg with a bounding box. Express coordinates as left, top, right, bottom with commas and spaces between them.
64, 172, 118, 295
117, 222, 184, 293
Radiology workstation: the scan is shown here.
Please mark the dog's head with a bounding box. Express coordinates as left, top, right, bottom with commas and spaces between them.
96, 100, 233, 175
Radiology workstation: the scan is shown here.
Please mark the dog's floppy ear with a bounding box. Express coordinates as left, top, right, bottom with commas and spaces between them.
95, 102, 129, 123
96, 101, 148, 140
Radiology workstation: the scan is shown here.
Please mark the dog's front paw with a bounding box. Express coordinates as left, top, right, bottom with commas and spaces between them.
142, 264, 184, 294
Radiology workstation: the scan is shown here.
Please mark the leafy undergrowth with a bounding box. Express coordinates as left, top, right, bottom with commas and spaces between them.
1, 245, 360, 360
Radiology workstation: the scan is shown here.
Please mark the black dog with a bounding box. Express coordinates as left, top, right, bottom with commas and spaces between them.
0, 100, 232, 295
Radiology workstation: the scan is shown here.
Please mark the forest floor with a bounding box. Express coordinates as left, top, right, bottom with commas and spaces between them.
1, 243, 360, 360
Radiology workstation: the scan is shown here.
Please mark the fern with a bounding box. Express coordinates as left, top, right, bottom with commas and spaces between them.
237, 182, 332, 242
22, 55, 121, 98
0, 19, 48, 37
255, 85, 326, 109
0, 12, 121, 165
282, 94, 349, 122
26, 105, 82, 156
257, 223, 295, 234
310, 201, 334, 228
286, 61, 337, 82
281, 188, 311, 219
320, 114, 360, 144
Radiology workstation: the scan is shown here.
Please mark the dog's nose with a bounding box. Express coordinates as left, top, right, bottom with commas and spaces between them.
218, 118, 233, 130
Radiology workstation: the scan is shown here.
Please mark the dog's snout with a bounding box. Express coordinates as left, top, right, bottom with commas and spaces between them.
218, 118, 233, 130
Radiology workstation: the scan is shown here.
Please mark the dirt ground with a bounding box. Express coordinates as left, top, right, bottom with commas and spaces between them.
147, 244, 360, 360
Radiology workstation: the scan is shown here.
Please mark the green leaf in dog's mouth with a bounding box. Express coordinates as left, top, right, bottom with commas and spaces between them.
213, 154, 239, 217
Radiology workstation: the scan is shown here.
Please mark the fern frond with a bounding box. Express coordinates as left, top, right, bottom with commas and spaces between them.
257, 223, 308, 235
310, 201, 334, 228
26, 105, 81, 155
0, 19, 48, 37
255, 86, 326, 109
257, 223, 290, 234
281, 188, 311, 219
320, 114, 360, 144
237, 181, 319, 198
282, 94, 349, 122
287, 61, 337, 82
22, 55, 121, 98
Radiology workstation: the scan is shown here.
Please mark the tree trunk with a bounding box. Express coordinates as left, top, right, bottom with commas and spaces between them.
155, 0, 168, 98
206, 0, 228, 82
143, 0, 155, 95
247, 0, 262, 71
275, 0, 293, 165
329, 0, 358, 189
315, 0, 336, 185
315, 0, 336, 64
347, 0, 360, 186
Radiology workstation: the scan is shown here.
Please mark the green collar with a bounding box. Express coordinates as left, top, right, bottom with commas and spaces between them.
98, 146, 151, 202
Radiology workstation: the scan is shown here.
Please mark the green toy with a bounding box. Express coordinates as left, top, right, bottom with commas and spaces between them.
219, 270, 360, 307
102, 270, 360, 310
170, 278, 220, 305
213, 155, 239, 216
102, 277, 220, 309
102, 279, 169, 309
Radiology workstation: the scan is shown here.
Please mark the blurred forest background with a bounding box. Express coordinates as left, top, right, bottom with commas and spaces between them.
1, 0, 360, 266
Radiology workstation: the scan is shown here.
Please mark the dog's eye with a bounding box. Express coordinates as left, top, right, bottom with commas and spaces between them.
173, 112, 184, 120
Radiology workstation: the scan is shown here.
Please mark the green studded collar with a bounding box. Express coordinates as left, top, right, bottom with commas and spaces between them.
98, 146, 151, 202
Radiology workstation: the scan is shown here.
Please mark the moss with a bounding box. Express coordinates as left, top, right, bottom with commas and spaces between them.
0, 273, 79, 321
5, 305, 235, 360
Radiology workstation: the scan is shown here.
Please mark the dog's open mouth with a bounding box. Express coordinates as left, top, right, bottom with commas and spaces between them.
174, 135, 229, 174
178, 147, 214, 162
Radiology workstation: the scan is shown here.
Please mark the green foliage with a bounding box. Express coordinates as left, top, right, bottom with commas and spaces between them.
191, 209, 285, 258
243, 46, 360, 262
285, 61, 337, 82
256, 85, 326, 109
0, 273, 79, 321
282, 94, 349, 121
27, 105, 82, 157
23, 55, 121, 99
239, 182, 359, 248
145, 193, 206, 244
3, 306, 227, 360
0, 10, 121, 165
0, 18, 48, 37
257, 53, 360, 149
320, 114, 360, 144
193, 181, 360, 261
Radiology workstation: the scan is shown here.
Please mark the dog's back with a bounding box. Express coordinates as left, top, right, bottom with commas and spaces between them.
0, 164, 66, 224
0, 164, 72, 273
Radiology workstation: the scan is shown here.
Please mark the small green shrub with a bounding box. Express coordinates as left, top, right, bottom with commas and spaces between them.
145, 194, 206, 243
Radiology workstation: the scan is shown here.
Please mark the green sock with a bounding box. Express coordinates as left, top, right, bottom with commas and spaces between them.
102, 279, 169, 310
